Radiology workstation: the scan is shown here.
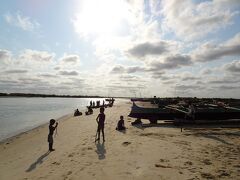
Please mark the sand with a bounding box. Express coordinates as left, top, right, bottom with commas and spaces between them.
0, 99, 239, 180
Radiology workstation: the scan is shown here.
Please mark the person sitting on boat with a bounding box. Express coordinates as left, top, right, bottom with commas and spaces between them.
116, 116, 126, 131
74, 109, 82, 116
185, 103, 195, 120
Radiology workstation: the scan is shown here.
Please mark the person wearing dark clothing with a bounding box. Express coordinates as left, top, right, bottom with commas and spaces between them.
48, 119, 58, 151
116, 115, 126, 131
74, 109, 82, 116
85, 106, 93, 115
96, 107, 105, 142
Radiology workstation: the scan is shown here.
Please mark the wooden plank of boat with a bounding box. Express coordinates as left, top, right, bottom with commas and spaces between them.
174, 118, 240, 125
225, 106, 240, 111
165, 106, 188, 114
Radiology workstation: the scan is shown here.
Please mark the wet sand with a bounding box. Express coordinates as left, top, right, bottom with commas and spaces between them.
0, 99, 239, 180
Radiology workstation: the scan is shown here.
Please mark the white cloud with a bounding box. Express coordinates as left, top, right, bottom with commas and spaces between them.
58, 70, 79, 76
146, 54, 192, 71
19, 49, 55, 62
59, 54, 81, 65
192, 33, 240, 62
4, 12, 40, 31
223, 60, 240, 73
127, 40, 179, 58
161, 0, 238, 40
4, 69, 28, 74
0, 49, 12, 65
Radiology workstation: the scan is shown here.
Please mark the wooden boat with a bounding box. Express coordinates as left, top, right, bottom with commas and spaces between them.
192, 105, 240, 120
128, 102, 240, 123
128, 102, 185, 123
130, 98, 153, 102
105, 98, 115, 102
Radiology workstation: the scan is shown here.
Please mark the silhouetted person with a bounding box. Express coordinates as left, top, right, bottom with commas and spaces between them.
96, 107, 105, 142
74, 109, 82, 116
93, 101, 95, 107
85, 106, 93, 115
48, 119, 58, 151
90, 101, 92, 107
116, 115, 126, 131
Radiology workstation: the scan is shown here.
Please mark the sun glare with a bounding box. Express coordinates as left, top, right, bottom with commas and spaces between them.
74, 0, 129, 36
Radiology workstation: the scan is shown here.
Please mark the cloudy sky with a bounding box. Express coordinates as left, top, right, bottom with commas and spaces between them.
0, 0, 240, 97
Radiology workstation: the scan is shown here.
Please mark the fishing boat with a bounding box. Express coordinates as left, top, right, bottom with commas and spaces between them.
128, 102, 185, 123
128, 102, 240, 124
189, 104, 240, 120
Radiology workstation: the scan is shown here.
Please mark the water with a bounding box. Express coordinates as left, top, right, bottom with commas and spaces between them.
0, 97, 105, 141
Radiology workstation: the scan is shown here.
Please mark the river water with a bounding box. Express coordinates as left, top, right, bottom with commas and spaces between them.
0, 97, 105, 141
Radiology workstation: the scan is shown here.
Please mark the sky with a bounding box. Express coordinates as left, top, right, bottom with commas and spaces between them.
0, 0, 240, 98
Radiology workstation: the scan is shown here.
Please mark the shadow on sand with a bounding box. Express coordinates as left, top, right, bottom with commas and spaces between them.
26, 151, 50, 172
116, 129, 126, 134
133, 122, 240, 145
95, 142, 106, 160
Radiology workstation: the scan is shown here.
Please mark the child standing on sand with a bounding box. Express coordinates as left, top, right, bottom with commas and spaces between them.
96, 107, 105, 142
48, 119, 58, 151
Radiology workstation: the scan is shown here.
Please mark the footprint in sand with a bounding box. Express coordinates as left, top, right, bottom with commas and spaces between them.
184, 161, 193, 166
202, 159, 212, 165
52, 161, 61, 165
87, 147, 93, 150
160, 159, 169, 163
68, 153, 75, 157
67, 171, 72, 175
217, 170, 230, 178
155, 164, 171, 168
122, 141, 131, 146
201, 172, 215, 179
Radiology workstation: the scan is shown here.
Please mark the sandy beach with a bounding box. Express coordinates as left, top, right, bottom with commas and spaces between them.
0, 99, 239, 180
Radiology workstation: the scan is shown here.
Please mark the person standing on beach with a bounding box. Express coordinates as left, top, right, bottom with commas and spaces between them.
48, 119, 58, 151
96, 107, 105, 142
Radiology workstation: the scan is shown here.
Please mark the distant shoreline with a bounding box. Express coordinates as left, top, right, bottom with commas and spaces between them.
0, 93, 130, 98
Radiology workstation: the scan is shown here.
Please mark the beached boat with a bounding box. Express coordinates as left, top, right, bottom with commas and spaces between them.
129, 102, 240, 123
192, 105, 240, 120
128, 102, 185, 123
130, 98, 153, 102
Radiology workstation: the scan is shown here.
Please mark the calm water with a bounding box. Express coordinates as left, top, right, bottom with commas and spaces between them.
0, 97, 105, 141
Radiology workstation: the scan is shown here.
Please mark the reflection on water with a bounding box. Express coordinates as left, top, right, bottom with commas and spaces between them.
0, 97, 105, 141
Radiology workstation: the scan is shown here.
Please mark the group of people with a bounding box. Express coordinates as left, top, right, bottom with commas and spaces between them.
48, 107, 126, 151
90, 100, 105, 107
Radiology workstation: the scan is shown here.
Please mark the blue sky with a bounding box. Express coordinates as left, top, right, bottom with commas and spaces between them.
0, 0, 240, 97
